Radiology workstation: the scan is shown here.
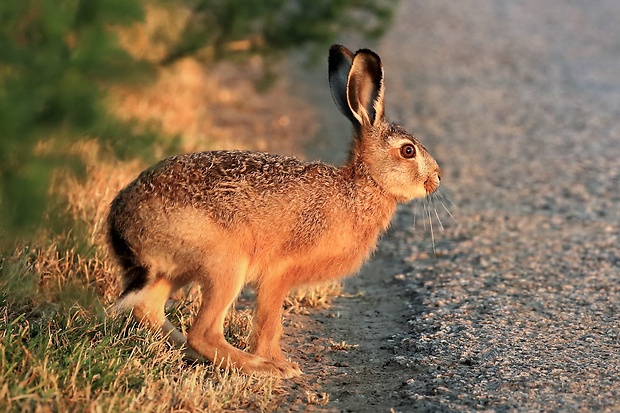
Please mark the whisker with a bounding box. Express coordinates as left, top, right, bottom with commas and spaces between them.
435, 189, 459, 226
439, 199, 458, 225
426, 201, 436, 259
437, 189, 458, 209
433, 201, 445, 231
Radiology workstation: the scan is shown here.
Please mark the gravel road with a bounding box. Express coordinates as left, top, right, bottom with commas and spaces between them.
286, 1, 620, 411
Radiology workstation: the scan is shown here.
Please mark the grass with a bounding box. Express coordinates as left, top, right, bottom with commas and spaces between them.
0, 244, 344, 413
0, 205, 278, 412
286, 282, 343, 315
0, 276, 277, 412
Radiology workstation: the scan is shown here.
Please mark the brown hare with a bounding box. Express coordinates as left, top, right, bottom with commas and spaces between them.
108, 45, 441, 378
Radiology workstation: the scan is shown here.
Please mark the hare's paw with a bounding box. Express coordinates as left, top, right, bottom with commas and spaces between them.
247, 357, 303, 378
272, 359, 303, 379
182, 346, 206, 363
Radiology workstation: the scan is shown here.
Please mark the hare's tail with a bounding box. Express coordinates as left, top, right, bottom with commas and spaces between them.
108, 225, 149, 300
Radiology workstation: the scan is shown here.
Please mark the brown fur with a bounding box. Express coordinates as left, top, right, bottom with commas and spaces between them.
107, 45, 441, 378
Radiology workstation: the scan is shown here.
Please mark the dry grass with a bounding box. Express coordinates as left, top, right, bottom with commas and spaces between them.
112, 3, 318, 157
285, 282, 344, 315
0, 287, 278, 412
108, 55, 318, 156
306, 391, 330, 406
329, 340, 359, 351
1, 7, 341, 411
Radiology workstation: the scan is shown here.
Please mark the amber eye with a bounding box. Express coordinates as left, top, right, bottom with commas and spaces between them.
400, 144, 416, 159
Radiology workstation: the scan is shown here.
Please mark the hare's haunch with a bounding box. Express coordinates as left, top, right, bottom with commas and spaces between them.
108, 45, 441, 378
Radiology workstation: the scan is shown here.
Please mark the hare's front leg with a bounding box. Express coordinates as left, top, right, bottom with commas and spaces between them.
186, 264, 297, 378
250, 279, 302, 377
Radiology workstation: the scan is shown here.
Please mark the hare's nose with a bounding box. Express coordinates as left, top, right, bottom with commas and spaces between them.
433, 166, 442, 185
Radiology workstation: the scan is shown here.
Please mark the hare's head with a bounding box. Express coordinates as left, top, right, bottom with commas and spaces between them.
329, 45, 441, 202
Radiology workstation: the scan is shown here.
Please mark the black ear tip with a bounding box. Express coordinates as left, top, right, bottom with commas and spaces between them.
329, 44, 354, 60
354, 48, 382, 65
328, 45, 354, 78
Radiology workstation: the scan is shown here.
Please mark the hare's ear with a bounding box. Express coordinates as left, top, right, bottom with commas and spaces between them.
347, 49, 385, 128
329, 45, 357, 125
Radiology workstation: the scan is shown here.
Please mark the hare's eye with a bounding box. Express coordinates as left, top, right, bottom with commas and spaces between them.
400, 144, 416, 159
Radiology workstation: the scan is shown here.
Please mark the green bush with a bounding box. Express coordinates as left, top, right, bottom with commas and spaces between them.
161, 0, 397, 64
0, 0, 154, 239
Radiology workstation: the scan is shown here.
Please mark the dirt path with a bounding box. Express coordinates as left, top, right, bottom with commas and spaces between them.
281, 213, 433, 412
279, 0, 620, 411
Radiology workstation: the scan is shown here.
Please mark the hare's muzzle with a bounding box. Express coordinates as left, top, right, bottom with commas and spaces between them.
424, 166, 441, 195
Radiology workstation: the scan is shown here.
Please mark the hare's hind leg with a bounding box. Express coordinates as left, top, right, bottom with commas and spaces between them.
131, 277, 202, 360
187, 263, 297, 378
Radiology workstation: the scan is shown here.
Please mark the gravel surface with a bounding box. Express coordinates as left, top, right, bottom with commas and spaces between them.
284, 1, 620, 411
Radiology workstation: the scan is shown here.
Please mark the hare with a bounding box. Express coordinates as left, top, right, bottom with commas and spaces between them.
108, 45, 441, 378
